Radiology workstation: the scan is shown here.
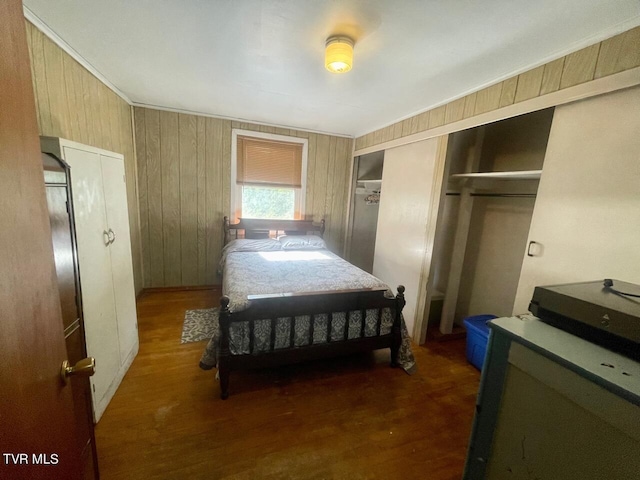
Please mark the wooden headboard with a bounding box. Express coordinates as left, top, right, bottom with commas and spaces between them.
223, 217, 325, 244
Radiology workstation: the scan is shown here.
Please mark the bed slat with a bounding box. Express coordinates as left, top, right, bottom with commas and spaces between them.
360, 309, 366, 338
309, 314, 315, 346
249, 320, 255, 354
327, 313, 332, 343
270, 318, 276, 351
343, 312, 349, 341
376, 309, 382, 336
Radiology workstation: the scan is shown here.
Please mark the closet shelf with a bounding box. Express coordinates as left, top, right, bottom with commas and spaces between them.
358, 179, 382, 186
450, 170, 542, 181
357, 179, 382, 194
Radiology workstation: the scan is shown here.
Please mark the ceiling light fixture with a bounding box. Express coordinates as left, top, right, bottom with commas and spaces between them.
325, 36, 354, 74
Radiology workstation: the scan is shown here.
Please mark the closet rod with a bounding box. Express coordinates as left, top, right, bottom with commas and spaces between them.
472, 193, 537, 198
445, 192, 537, 198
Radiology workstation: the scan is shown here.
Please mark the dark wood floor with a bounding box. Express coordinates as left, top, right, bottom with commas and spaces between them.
94, 289, 480, 480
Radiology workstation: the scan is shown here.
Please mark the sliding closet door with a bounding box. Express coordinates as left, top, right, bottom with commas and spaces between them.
64, 146, 121, 416
373, 136, 448, 337
513, 86, 640, 314
101, 155, 138, 364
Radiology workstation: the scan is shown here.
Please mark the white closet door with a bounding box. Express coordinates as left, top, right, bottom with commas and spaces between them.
513, 86, 640, 314
63, 146, 121, 412
101, 155, 138, 364
373, 137, 448, 337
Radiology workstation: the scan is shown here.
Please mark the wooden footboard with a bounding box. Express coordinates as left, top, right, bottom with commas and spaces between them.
217, 286, 405, 399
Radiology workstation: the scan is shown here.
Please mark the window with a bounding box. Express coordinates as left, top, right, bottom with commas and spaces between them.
231, 130, 307, 221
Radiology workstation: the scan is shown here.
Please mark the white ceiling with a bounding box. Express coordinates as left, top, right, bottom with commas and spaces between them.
24, 1, 640, 137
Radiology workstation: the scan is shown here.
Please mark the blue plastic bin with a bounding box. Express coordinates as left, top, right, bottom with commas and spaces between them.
463, 315, 497, 370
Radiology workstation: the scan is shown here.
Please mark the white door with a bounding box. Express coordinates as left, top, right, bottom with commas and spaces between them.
64, 146, 120, 418
101, 155, 138, 363
373, 137, 448, 337
513, 86, 640, 314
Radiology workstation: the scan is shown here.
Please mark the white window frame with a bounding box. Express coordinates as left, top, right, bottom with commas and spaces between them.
230, 129, 308, 221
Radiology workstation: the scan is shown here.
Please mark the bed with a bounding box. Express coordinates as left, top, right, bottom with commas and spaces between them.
199, 217, 415, 399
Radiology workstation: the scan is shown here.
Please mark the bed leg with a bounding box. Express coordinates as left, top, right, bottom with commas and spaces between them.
390, 353, 398, 368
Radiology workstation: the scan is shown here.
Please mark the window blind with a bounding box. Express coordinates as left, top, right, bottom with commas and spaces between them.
237, 136, 303, 188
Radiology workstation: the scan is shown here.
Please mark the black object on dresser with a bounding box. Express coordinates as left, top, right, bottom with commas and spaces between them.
529, 279, 640, 361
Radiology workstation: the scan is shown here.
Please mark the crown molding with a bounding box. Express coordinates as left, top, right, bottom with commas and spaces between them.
353, 66, 640, 156
130, 102, 353, 139
23, 5, 133, 105
23, 6, 353, 139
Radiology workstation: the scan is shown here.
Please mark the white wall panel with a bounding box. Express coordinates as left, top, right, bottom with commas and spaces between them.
373, 137, 447, 336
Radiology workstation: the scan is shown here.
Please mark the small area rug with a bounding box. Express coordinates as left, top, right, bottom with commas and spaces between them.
181, 308, 219, 344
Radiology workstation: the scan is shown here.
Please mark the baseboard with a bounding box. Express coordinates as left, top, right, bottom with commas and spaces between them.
92, 340, 139, 423
139, 285, 221, 296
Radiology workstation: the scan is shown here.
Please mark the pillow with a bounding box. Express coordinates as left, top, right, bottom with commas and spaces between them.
278, 235, 327, 250
222, 238, 282, 255
218, 239, 283, 274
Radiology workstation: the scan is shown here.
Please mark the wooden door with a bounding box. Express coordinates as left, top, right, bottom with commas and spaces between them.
44, 153, 99, 479
513, 86, 640, 314
101, 154, 139, 363
0, 1, 83, 479
64, 146, 121, 422
372, 136, 449, 338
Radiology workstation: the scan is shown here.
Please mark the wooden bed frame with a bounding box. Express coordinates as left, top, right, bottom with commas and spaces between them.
216, 217, 405, 399
223, 216, 325, 243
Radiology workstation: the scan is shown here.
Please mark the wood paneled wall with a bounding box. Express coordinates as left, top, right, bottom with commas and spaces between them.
25, 21, 144, 294
356, 25, 640, 151
134, 107, 353, 287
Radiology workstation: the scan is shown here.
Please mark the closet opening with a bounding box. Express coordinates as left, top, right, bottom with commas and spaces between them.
426, 108, 555, 337
345, 150, 384, 273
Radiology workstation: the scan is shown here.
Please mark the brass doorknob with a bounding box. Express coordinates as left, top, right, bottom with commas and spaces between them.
60, 357, 96, 385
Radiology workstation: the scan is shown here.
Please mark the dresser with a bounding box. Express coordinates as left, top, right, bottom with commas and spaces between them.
464, 315, 640, 479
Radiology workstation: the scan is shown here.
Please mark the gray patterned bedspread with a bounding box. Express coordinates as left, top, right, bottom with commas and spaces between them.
199, 244, 416, 374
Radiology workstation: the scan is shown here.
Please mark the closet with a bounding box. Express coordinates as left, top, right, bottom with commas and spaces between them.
41, 137, 139, 422
428, 109, 554, 335
345, 151, 384, 272
365, 85, 640, 344
364, 113, 553, 341
427, 85, 640, 339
